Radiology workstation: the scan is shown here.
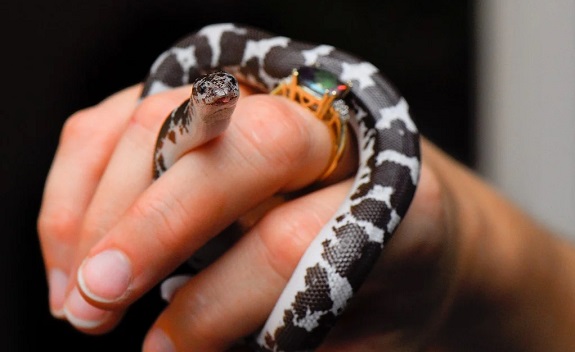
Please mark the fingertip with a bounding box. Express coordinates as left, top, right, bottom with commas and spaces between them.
160, 275, 193, 303
77, 249, 133, 305
143, 328, 177, 352
63, 287, 115, 332
48, 268, 69, 319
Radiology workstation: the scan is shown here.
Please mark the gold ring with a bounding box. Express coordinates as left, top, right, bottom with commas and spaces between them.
271, 66, 351, 181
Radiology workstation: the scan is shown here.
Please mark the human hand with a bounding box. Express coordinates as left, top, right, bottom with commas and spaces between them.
38, 82, 575, 351
37, 82, 352, 333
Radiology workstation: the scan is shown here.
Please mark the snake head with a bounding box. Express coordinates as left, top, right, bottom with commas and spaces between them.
191, 71, 240, 106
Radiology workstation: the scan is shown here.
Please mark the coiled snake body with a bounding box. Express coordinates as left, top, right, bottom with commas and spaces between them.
142, 23, 420, 352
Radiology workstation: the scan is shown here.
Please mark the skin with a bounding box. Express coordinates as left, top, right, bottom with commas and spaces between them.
38, 83, 575, 351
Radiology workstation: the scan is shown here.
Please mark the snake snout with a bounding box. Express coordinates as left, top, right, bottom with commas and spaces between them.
209, 89, 238, 105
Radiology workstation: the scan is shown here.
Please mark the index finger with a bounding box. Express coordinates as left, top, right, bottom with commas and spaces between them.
37, 84, 141, 317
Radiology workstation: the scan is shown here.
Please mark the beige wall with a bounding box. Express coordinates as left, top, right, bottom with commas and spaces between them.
476, 0, 575, 238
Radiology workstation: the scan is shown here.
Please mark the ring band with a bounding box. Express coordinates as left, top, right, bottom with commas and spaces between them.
271, 67, 351, 181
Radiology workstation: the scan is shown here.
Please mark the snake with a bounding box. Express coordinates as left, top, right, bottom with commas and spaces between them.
141, 23, 421, 352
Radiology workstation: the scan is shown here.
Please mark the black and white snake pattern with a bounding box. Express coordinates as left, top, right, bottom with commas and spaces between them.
141, 23, 421, 352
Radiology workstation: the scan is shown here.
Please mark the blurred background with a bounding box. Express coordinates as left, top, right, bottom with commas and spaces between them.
476, 1, 575, 238
2, 0, 573, 350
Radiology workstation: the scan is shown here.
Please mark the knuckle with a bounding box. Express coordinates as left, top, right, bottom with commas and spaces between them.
61, 108, 97, 143
236, 95, 313, 172
61, 107, 122, 149
131, 94, 178, 132
37, 206, 79, 243
128, 194, 187, 252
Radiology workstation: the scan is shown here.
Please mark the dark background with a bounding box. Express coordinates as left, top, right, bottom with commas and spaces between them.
2, 1, 474, 350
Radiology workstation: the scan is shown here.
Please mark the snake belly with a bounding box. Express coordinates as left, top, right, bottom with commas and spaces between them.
141, 23, 421, 351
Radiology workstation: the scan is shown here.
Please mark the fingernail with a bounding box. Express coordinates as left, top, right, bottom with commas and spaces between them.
143, 328, 176, 352
78, 249, 133, 303
64, 286, 112, 329
48, 268, 68, 318
160, 275, 192, 302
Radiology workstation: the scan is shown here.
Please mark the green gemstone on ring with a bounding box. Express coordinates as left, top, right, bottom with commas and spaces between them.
297, 67, 348, 98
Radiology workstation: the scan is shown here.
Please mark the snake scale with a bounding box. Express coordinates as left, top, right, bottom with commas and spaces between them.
141, 23, 420, 352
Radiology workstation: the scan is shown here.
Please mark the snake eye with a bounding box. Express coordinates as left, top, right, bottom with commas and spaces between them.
197, 84, 206, 94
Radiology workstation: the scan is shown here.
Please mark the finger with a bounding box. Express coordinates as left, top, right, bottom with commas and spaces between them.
60, 85, 195, 330
37, 84, 141, 317
142, 179, 354, 352
73, 93, 356, 320
62, 286, 125, 335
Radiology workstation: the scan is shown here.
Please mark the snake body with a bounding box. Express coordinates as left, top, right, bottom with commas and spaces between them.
142, 23, 421, 351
